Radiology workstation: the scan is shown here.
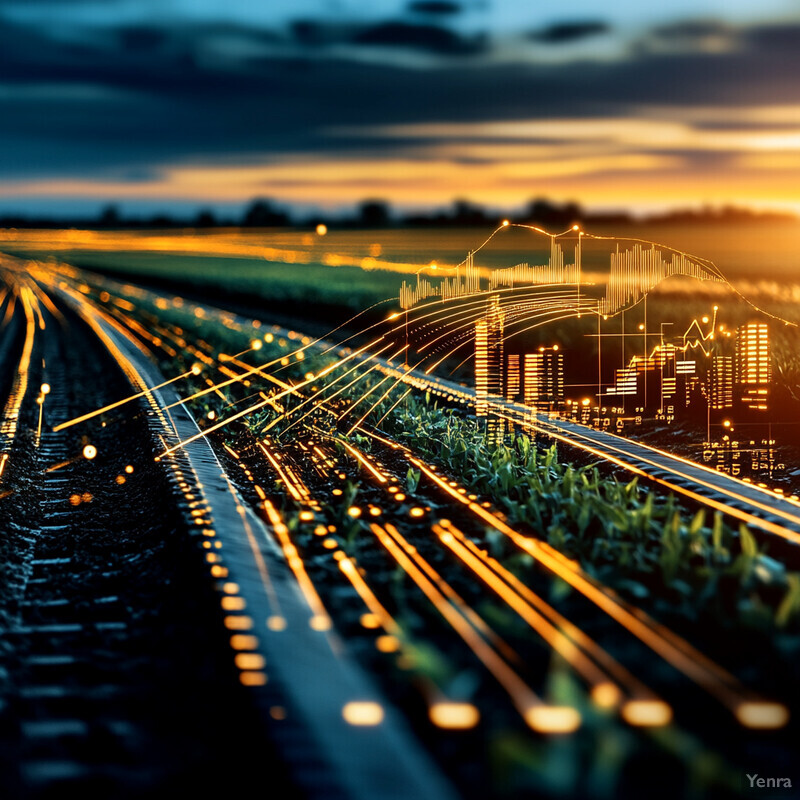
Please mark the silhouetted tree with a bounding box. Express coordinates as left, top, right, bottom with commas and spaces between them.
194, 208, 217, 227
358, 199, 391, 228
98, 204, 121, 228
524, 198, 584, 228
148, 213, 176, 228
241, 199, 290, 227
450, 199, 489, 226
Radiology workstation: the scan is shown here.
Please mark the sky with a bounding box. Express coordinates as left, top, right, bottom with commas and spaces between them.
2, 0, 800, 218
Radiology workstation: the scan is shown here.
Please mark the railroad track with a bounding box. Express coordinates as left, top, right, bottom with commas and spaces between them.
0, 277, 282, 798
0, 256, 459, 800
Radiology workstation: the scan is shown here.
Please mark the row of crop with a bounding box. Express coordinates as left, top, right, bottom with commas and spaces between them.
381, 394, 800, 634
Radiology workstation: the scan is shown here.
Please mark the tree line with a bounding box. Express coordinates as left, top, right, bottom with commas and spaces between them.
0, 197, 794, 230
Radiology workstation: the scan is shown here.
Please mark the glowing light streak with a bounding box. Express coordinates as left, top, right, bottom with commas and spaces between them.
434, 522, 623, 699
258, 441, 310, 502
262, 498, 331, 631
53, 365, 201, 431
370, 522, 578, 733
408, 455, 786, 727
264, 342, 399, 437
341, 440, 388, 484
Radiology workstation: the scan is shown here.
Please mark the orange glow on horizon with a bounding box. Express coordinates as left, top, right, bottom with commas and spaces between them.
7, 108, 800, 214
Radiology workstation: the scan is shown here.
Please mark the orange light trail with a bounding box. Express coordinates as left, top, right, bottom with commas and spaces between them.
370, 522, 580, 734
53, 365, 201, 432
155, 337, 387, 459
340, 431, 667, 722
258, 440, 310, 503
0, 286, 37, 460
262, 498, 331, 631
435, 520, 671, 723
341, 441, 388, 484
408, 454, 788, 728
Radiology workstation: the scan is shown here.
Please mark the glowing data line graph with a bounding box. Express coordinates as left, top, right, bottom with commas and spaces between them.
399, 222, 796, 328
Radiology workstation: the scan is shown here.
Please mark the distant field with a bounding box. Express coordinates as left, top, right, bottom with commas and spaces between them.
2, 223, 799, 324
45, 251, 401, 315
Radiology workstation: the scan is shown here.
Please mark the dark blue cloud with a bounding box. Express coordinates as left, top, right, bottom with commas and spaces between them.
1, 5, 800, 206
528, 21, 609, 44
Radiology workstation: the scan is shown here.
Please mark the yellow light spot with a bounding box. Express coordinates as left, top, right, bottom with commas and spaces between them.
310, 615, 331, 631
360, 613, 380, 629
40, 383, 51, 395
207, 410, 216, 420
239, 671, 268, 687
502, 219, 510, 227
224, 616, 253, 631
322, 538, 338, 549
191, 363, 202, 376
267, 615, 287, 631
342, 701, 384, 726
211, 565, 228, 577
223, 582, 240, 594
347, 506, 362, 518
621, 700, 673, 727
369, 507, 382, 517
231, 634, 259, 650
590, 682, 622, 709
394, 493, 406, 502
69, 494, 81, 507
525, 706, 581, 734
429, 702, 480, 730
409, 507, 425, 518
115, 475, 126, 485
82, 445, 97, 460
332, 488, 343, 496
299, 510, 315, 522
375, 635, 400, 653
264, 333, 274, 343
251, 339, 262, 351
235, 653, 265, 670
81, 492, 93, 503
736, 702, 789, 729
125, 465, 134, 474
222, 596, 246, 611
316, 223, 328, 236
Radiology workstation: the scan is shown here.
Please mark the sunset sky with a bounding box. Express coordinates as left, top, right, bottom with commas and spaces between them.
3, 0, 800, 218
